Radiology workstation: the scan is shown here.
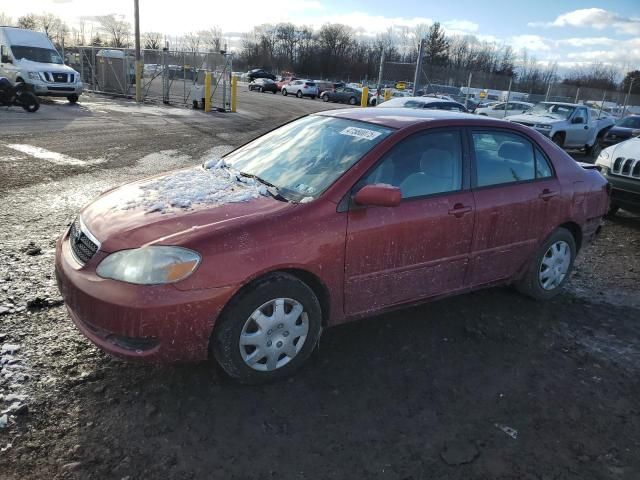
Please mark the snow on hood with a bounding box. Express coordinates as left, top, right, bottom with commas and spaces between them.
509, 113, 564, 124
14, 58, 77, 74
116, 159, 268, 214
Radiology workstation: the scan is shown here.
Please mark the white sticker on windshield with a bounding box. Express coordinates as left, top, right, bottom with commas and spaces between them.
339, 126, 382, 140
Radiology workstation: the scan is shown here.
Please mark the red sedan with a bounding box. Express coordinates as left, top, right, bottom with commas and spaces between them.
55, 108, 609, 383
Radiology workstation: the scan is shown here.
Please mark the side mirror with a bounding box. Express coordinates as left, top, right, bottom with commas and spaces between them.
572, 117, 584, 124
354, 184, 401, 208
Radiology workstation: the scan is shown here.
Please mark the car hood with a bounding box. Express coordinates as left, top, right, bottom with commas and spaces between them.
603, 137, 640, 159
80, 165, 292, 252
15, 58, 78, 74
508, 113, 564, 124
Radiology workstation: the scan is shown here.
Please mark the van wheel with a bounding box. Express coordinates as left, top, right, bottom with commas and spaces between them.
67, 94, 79, 104
211, 273, 322, 384
516, 228, 576, 301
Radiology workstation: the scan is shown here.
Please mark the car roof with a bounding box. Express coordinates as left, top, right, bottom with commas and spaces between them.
541, 101, 580, 107
316, 107, 500, 129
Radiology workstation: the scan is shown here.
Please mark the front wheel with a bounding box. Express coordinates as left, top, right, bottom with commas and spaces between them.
211, 273, 322, 384
322, 94, 329, 102
296, 90, 303, 98
67, 94, 79, 104
552, 132, 565, 148
282, 89, 288, 96
19, 92, 40, 113
516, 228, 576, 301
348, 96, 357, 105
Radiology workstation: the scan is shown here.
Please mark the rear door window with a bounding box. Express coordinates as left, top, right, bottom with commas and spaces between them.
472, 131, 535, 187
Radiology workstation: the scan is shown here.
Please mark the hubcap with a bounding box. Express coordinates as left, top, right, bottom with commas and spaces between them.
539, 240, 571, 290
239, 298, 309, 372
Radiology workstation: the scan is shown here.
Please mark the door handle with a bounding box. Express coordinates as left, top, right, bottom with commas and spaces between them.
448, 203, 472, 217
539, 189, 557, 201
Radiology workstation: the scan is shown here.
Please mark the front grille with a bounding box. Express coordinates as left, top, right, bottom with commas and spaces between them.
611, 157, 640, 178
69, 218, 98, 264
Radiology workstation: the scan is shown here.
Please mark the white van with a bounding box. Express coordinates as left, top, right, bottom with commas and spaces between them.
0, 26, 83, 103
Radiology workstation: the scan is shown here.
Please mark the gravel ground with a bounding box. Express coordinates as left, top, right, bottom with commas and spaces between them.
0, 90, 639, 480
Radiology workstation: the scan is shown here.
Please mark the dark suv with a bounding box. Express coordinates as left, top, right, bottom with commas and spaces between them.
247, 69, 276, 81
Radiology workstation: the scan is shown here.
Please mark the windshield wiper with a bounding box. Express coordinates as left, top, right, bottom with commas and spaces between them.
238, 172, 289, 202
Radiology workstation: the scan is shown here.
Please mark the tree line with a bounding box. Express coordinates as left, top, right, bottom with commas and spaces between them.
1, 10, 638, 95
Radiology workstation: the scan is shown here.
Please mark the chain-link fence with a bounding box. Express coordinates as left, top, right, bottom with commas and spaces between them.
379, 60, 640, 116
65, 47, 233, 110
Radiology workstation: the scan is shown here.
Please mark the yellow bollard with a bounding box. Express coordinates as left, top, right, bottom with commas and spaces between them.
361, 86, 369, 107
231, 75, 237, 113
204, 72, 212, 113
383, 88, 391, 102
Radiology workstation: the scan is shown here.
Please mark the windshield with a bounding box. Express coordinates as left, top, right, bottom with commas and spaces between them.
616, 116, 640, 128
529, 103, 576, 119
223, 116, 393, 200
11, 45, 63, 64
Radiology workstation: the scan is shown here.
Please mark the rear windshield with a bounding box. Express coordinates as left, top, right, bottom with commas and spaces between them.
11, 45, 62, 64
305, 82, 316, 86
616, 116, 640, 128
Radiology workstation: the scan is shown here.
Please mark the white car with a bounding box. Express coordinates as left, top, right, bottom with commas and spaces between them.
476, 101, 534, 119
595, 137, 640, 215
281, 79, 318, 99
0, 26, 83, 103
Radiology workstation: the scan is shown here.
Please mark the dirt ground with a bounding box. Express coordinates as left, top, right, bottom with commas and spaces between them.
0, 91, 639, 480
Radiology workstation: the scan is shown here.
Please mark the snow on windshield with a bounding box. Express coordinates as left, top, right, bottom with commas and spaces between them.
118, 159, 268, 214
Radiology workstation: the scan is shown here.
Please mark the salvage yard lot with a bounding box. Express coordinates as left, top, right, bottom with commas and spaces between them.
1, 90, 639, 479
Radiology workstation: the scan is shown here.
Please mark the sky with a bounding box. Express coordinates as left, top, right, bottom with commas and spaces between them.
2, 1, 639, 71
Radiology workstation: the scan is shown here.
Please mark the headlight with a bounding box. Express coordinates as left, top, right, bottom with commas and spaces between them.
28, 72, 41, 80
96, 246, 201, 285
534, 124, 552, 130
598, 150, 610, 160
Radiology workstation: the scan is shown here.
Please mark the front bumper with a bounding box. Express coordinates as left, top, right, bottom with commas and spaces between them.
601, 169, 640, 213
55, 232, 237, 363
33, 82, 83, 97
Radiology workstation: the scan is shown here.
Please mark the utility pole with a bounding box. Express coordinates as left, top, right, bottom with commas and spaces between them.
464, 72, 472, 109
504, 77, 512, 118
621, 77, 635, 117
377, 48, 385, 89
134, 0, 142, 103
413, 38, 425, 95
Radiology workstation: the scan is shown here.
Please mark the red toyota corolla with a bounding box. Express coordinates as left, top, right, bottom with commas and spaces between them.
55, 108, 609, 383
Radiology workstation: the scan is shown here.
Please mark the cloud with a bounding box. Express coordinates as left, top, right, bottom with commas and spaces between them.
557, 37, 616, 47
510, 35, 551, 52
529, 8, 640, 35
442, 20, 479, 33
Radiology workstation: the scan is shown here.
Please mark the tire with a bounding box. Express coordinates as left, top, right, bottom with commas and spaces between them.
348, 96, 357, 105
586, 141, 601, 159
272, 90, 277, 94
552, 132, 565, 148
296, 90, 303, 98
211, 272, 322, 384
515, 227, 577, 301
322, 94, 329, 102
20, 93, 40, 113
606, 204, 620, 218
282, 89, 288, 96
371, 98, 377, 106
311, 95, 316, 100
67, 94, 79, 104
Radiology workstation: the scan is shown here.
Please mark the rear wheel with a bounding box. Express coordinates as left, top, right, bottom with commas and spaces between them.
211, 273, 322, 384
259, 87, 263, 93
586, 141, 601, 159
322, 94, 329, 102
516, 228, 576, 301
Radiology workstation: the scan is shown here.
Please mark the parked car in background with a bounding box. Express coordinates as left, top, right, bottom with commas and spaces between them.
313, 80, 334, 96
247, 69, 276, 81
508, 102, 613, 157
248, 78, 278, 94
55, 108, 609, 383
321, 86, 365, 105
602, 115, 640, 146
281, 79, 318, 99
276, 76, 298, 91
475, 101, 534, 118
0, 26, 83, 103
596, 137, 640, 215
377, 96, 468, 112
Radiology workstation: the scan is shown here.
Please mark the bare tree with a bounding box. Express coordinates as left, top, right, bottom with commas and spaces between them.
199, 28, 222, 52
0, 12, 13, 25
143, 32, 162, 50
17, 14, 37, 30
96, 14, 131, 48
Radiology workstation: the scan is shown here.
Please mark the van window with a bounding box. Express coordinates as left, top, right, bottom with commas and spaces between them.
11, 46, 63, 65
